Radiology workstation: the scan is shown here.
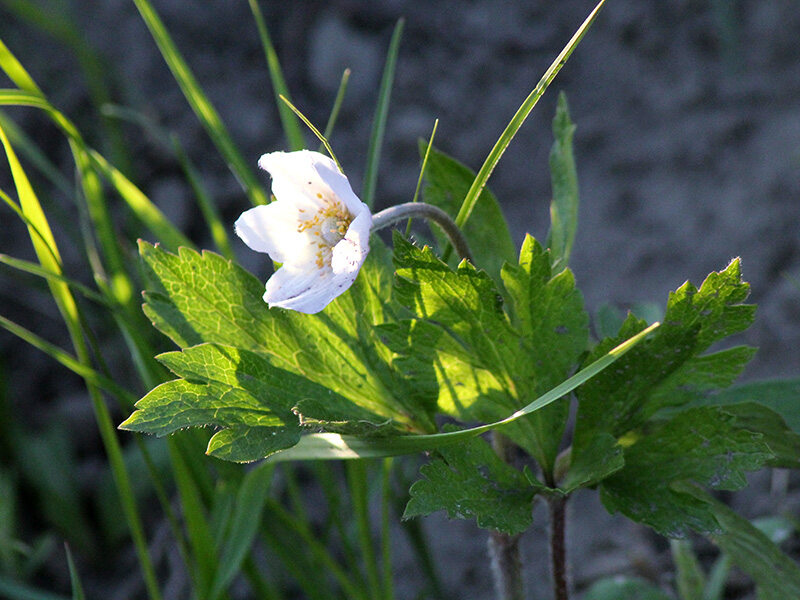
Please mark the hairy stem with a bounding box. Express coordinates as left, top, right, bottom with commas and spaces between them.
370, 202, 473, 263
489, 530, 523, 600
488, 432, 524, 600
549, 495, 569, 600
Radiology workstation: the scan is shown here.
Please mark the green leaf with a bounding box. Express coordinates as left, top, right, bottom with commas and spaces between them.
546, 92, 579, 273
403, 433, 536, 535
681, 486, 800, 600
418, 143, 516, 281
137, 242, 417, 425
680, 377, 800, 434
560, 433, 623, 492
501, 235, 589, 470
599, 406, 773, 537
574, 259, 755, 456
393, 233, 518, 394
582, 577, 673, 600
267, 322, 659, 462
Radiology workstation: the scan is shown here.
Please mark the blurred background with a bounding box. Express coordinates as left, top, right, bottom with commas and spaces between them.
1, 0, 799, 598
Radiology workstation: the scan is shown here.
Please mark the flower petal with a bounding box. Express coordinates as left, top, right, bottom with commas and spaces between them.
331, 209, 371, 275
258, 150, 366, 216
264, 263, 357, 314
234, 204, 317, 266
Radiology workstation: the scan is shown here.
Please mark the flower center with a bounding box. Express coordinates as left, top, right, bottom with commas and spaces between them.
296, 197, 353, 267
320, 215, 347, 245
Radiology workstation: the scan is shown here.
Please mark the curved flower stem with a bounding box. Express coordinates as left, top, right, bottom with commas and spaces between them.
371, 202, 473, 263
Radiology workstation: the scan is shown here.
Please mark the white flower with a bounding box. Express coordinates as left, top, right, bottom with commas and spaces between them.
235, 150, 372, 314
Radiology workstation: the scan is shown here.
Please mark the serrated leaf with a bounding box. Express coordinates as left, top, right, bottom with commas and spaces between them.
501, 235, 589, 470
403, 433, 536, 535
599, 407, 773, 537
266, 322, 659, 462
393, 233, 563, 466
546, 92, 578, 273
418, 143, 516, 280
135, 241, 434, 439
680, 485, 800, 600
122, 378, 297, 435
574, 259, 755, 456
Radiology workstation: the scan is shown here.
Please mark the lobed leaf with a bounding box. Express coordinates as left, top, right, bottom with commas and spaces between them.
403, 433, 536, 535
573, 259, 755, 455
599, 406, 773, 537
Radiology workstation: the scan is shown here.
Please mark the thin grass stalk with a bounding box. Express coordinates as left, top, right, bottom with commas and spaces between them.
248, 0, 305, 151
405, 118, 438, 237
445, 0, 607, 261
320, 68, 351, 150
131, 0, 268, 206
380, 458, 395, 600
169, 441, 217, 599
362, 19, 404, 208
171, 136, 234, 259
347, 461, 382, 599
1, 0, 133, 173
264, 498, 370, 600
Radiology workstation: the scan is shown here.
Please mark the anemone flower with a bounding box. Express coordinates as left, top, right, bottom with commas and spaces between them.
235, 150, 372, 314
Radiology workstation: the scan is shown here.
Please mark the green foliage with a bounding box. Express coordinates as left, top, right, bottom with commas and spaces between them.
546, 91, 579, 273
404, 433, 537, 535
417, 143, 516, 280
122, 240, 443, 460
683, 486, 800, 599
600, 405, 772, 537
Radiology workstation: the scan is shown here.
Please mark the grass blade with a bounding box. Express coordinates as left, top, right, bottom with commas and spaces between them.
0, 123, 163, 600
0, 253, 107, 304
64, 545, 86, 600
208, 464, 274, 600
131, 0, 268, 206
320, 68, 351, 149
347, 462, 382, 598
0, 88, 192, 250
268, 321, 659, 462
248, 0, 305, 151
453, 0, 606, 230
0, 110, 71, 195
362, 19, 404, 208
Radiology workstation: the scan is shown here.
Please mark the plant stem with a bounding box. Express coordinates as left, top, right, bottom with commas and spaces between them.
548, 495, 568, 600
488, 531, 523, 600
371, 202, 473, 263
488, 433, 524, 600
